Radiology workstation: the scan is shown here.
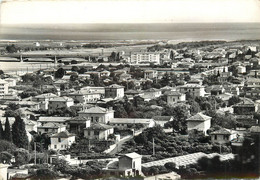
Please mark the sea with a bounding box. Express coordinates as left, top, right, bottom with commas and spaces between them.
1, 23, 260, 41
1, 23, 260, 73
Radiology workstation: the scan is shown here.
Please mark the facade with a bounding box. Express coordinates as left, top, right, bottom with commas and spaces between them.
105, 84, 124, 99
66, 116, 91, 134
68, 90, 101, 104
130, 52, 160, 65
32, 93, 58, 111
49, 131, 75, 150
48, 96, 74, 112
210, 128, 238, 144
186, 113, 212, 135
179, 84, 205, 97
108, 118, 155, 129
0, 79, 8, 97
233, 98, 257, 115
144, 70, 158, 79
37, 122, 66, 135
118, 152, 142, 176
83, 123, 114, 140
0, 164, 8, 180
166, 91, 186, 105
153, 116, 173, 127
78, 106, 114, 123
141, 88, 162, 100
38, 116, 71, 126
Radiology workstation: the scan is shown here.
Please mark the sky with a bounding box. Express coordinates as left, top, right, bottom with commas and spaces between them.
0, 0, 260, 24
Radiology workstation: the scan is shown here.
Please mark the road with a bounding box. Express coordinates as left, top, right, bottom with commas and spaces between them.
108, 135, 133, 155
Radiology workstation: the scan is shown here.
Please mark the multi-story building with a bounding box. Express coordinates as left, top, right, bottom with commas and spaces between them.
130, 52, 160, 65
32, 93, 58, 111
144, 70, 158, 79
178, 84, 205, 97
78, 106, 114, 124
186, 113, 211, 135
105, 84, 124, 99
49, 131, 75, 150
166, 91, 186, 105
67, 90, 101, 104
83, 123, 114, 140
0, 79, 8, 97
48, 96, 74, 112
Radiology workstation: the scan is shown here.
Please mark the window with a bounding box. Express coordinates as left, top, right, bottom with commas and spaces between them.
58, 138, 61, 142
88, 131, 91, 136
54, 145, 57, 149
214, 135, 217, 140
61, 145, 63, 148
94, 131, 99, 135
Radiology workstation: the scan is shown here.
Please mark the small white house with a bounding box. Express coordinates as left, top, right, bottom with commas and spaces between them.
49, 131, 75, 150
186, 113, 211, 135
210, 128, 238, 144
166, 91, 186, 105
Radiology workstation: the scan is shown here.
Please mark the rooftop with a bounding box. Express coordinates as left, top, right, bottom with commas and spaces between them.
51, 130, 75, 138
120, 152, 142, 159
187, 113, 211, 122
79, 106, 114, 114
85, 123, 113, 130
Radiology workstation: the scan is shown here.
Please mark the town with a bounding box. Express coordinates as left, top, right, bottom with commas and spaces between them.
0, 40, 259, 180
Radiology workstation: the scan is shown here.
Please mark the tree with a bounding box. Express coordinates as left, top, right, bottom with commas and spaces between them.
54, 68, 65, 79
0, 121, 3, 139
3, 117, 12, 142
170, 50, 174, 60
12, 116, 29, 149
0, 140, 16, 153
6, 44, 18, 53
32, 168, 57, 180
0, 151, 12, 164
228, 96, 241, 106
14, 148, 31, 166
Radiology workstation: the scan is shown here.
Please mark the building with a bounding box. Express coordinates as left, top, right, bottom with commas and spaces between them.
105, 84, 124, 99
78, 106, 114, 124
0, 79, 8, 97
130, 52, 160, 65
66, 116, 91, 134
141, 88, 162, 100
49, 131, 75, 150
179, 84, 205, 97
67, 90, 101, 104
48, 96, 74, 112
105, 152, 142, 177
210, 128, 238, 144
38, 116, 71, 126
37, 122, 66, 135
108, 118, 155, 129
186, 113, 211, 135
153, 116, 173, 127
233, 98, 257, 115
166, 91, 186, 105
4, 78, 16, 87
32, 93, 58, 111
144, 70, 158, 79
83, 123, 114, 140
0, 164, 8, 180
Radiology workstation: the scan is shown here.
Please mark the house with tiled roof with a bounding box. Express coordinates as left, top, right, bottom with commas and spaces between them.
67, 90, 101, 104
153, 116, 173, 127
37, 122, 66, 135
66, 116, 91, 134
178, 84, 205, 97
32, 93, 58, 111
166, 91, 186, 105
210, 128, 238, 144
49, 131, 75, 150
233, 98, 257, 115
108, 118, 155, 129
83, 123, 114, 140
141, 88, 162, 101
105, 84, 124, 99
48, 96, 74, 112
186, 113, 211, 135
78, 106, 114, 124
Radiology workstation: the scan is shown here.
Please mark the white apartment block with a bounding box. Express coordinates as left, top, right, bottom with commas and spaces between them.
130, 52, 160, 65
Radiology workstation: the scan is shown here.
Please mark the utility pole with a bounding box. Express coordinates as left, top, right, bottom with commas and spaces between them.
153, 138, 155, 156
34, 142, 37, 165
